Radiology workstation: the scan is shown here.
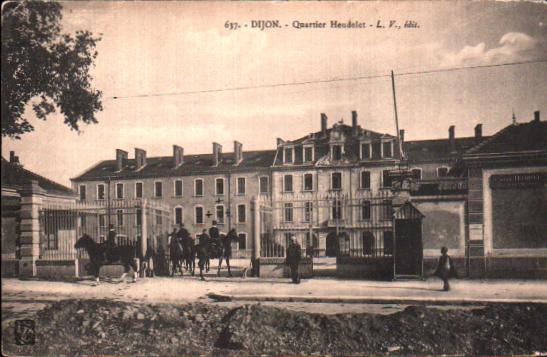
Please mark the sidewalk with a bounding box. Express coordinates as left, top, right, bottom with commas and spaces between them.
3, 276, 547, 306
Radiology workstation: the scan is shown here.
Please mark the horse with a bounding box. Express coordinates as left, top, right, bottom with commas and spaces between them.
169, 237, 185, 276
183, 237, 196, 276
74, 234, 138, 285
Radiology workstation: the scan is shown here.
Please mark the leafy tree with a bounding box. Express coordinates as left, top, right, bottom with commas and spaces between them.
2, 1, 102, 138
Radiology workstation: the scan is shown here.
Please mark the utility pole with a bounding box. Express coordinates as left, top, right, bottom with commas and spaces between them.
106, 176, 112, 228
391, 70, 404, 159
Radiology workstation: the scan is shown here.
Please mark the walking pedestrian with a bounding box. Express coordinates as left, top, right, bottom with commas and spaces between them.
434, 246, 457, 291
285, 236, 301, 284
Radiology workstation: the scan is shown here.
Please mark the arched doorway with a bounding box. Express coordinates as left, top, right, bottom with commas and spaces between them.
325, 231, 339, 257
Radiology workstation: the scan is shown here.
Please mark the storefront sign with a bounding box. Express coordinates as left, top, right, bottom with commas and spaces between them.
490, 173, 546, 189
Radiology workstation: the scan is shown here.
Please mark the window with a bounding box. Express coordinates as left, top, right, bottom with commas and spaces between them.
79, 185, 86, 200
154, 181, 163, 198
372, 142, 382, 159
331, 172, 342, 191
237, 204, 246, 223
116, 183, 124, 199
136, 209, 142, 226
304, 201, 313, 223
303, 146, 313, 162
156, 211, 162, 225
116, 209, 123, 226
361, 200, 371, 220
216, 205, 224, 224
360, 171, 371, 189
237, 177, 246, 195
97, 184, 105, 200
382, 170, 392, 188
381, 200, 393, 220
332, 199, 342, 220
259, 176, 269, 194
174, 179, 183, 197
284, 147, 293, 164
194, 179, 204, 196
382, 141, 393, 158
99, 214, 106, 228
384, 231, 394, 255
411, 168, 422, 180
361, 143, 371, 159
303, 173, 313, 191
284, 203, 294, 222
284, 175, 293, 192
332, 145, 342, 160
437, 167, 449, 177
215, 178, 224, 195
135, 182, 143, 198
195, 206, 204, 224
238, 233, 247, 250
362, 231, 374, 255
174, 207, 183, 225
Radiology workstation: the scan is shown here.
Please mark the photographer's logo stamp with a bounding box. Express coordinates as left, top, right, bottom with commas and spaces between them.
15, 319, 35, 345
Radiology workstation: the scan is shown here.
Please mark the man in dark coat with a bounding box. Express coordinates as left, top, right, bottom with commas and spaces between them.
285, 236, 302, 284
434, 246, 458, 291
197, 229, 210, 281
104, 224, 117, 262
208, 221, 220, 272
218, 228, 238, 277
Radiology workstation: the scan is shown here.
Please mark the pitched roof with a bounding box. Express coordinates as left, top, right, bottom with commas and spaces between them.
72, 150, 276, 181
1, 158, 75, 196
465, 120, 547, 155
404, 136, 489, 163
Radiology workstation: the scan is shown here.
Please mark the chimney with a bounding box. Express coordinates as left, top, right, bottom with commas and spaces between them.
399, 129, 405, 143
116, 149, 128, 171
474, 124, 482, 139
276, 138, 285, 146
448, 126, 456, 152
234, 141, 243, 164
351, 111, 358, 135
534, 110, 540, 122
134, 148, 147, 170
173, 145, 184, 167
321, 113, 328, 136
213, 142, 222, 166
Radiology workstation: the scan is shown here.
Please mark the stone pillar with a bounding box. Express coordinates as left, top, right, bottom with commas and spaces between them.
18, 181, 45, 277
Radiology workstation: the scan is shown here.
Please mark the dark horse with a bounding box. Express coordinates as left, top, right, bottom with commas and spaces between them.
75, 234, 138, 285
183, 237, 196, 276
169, 237, 185, 276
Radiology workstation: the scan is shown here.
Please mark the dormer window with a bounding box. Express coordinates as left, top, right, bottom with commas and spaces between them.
303, 145, 314, 163
332, 145, 343, 161
360, 142, 371, 160
284, 146, 294, 164
372, 142, 382, 159
382, 141, 393, 158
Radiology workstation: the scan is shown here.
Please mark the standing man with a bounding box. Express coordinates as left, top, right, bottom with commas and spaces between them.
434, 246, 458, 291
208, 220, 220, 272
197, 228, 210, 281
285, 236, 302, 284
218, 228, 238, 277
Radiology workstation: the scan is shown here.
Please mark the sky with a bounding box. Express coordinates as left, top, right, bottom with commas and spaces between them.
2, 1, 547, 186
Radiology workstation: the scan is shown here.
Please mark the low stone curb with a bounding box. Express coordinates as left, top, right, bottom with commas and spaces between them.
207, 293, 547, 306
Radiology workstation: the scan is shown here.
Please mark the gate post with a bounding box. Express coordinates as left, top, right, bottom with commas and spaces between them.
18, 181, 45, 277
141, 199, 148, 261
252, 196, 261, 274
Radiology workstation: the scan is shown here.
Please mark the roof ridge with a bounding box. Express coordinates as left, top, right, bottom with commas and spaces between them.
465, 123, 515, 154
4, 160, 74, 193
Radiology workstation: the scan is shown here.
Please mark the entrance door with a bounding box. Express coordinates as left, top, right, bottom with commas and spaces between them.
394, 219, 423, 276
325, 231, 339, 257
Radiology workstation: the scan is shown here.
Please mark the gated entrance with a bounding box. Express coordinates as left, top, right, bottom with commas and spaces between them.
393, 202, 424, 278
38, 199, 170, 277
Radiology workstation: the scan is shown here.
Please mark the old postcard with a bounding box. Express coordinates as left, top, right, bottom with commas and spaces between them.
2, 1, 546, 356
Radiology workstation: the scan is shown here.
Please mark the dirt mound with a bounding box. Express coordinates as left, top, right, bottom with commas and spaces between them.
3, 299, 547, 356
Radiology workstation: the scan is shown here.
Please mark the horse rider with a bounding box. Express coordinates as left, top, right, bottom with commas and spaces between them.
197, 228, 210, 281
104, 224, 117, 262
176, 223, 191, 270
218, 228, 238, 277
208, 220, 220, 272
286, 235, 302, 284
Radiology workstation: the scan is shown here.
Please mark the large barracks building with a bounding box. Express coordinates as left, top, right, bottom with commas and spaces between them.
71, 110, 547, 278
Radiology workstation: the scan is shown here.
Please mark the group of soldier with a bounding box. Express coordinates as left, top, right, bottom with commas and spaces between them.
168, 220, 239, 280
